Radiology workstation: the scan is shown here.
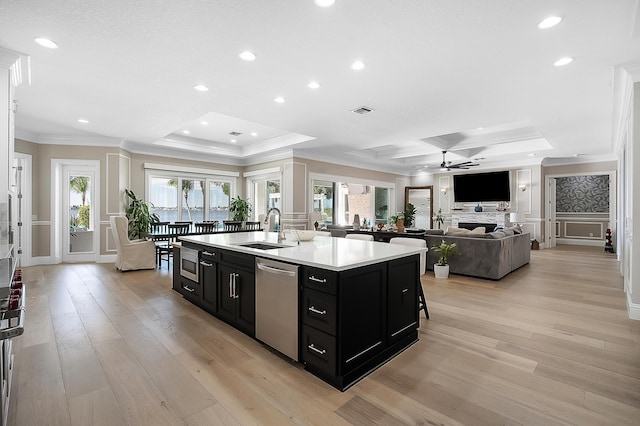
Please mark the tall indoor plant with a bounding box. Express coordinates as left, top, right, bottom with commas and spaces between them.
229, 196, 252, 223
403, 203, 417, 228
431, 239, 459, 279
124, 189, 159, 240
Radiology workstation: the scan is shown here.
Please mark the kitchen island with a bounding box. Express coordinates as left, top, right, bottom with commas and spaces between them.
175, 231, 424, 390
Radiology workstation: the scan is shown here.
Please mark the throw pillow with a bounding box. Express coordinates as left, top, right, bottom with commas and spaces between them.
488, 231, 506, 239
470, 226, 486, 234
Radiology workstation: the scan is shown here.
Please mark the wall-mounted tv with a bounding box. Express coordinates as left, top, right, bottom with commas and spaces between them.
453, 171, 511, 202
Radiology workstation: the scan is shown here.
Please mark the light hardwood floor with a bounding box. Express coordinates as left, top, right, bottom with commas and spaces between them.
8, 245, 640, 425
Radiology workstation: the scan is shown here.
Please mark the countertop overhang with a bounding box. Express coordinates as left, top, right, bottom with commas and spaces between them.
180, 231, 425, 271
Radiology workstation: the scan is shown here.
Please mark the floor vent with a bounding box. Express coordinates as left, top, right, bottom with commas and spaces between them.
351, 106, 374, 115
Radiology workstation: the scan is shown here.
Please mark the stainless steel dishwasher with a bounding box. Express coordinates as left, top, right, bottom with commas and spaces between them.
255, 257, 299, 361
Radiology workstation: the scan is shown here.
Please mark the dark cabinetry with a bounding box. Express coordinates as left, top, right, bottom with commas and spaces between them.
301, 257, 418, 390
217, 250, 255, 336
199, 249, 217, 313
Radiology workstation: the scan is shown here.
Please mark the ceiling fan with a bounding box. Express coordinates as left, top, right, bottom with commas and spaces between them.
439, 150, 479, 171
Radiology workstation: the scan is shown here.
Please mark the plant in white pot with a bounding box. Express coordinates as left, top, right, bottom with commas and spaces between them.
431, 239, 459, 279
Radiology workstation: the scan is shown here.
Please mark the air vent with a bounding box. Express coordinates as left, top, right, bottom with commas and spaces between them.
229, 131, 242, 136
351, 106, 374, 115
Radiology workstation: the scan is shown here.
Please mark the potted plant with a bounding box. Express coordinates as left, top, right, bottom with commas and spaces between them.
229, 196, 252, 224
390, 212, 405, 232
431, 239, 459, 279
434, 208, 444, 229
124, 189, 159, 240
403, 203, 416, 228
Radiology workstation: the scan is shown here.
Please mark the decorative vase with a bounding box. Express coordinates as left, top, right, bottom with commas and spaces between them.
434, 264, 450, 279
396, 218, 405, 233
474, 204, 483, 212
353, 214, 360, 230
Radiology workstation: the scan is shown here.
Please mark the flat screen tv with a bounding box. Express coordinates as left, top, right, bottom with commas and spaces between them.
453, 171, 511, 202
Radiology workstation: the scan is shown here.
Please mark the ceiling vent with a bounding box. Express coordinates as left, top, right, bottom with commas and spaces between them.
351, 106, 374, 115
229, 131, 242, 136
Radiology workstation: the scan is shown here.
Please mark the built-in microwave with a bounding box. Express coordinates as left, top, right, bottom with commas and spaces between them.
180, 246, 199, 282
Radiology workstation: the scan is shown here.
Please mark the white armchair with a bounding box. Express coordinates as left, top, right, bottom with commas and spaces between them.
110, 216, 156, 271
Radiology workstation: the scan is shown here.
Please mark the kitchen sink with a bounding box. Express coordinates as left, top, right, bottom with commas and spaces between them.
235, 241, 287, 250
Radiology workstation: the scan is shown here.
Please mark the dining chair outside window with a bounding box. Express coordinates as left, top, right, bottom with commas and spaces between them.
244, 221, 261, 230
194, 222, 218, 233
149, 222, 170, 267
223, 220, 242, 231
173, 221, 192, 233
157, 223, 191, 268
389, 237, 429, 319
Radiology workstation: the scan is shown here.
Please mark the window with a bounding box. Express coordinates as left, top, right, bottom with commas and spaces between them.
313, 181, 334, 226
312, 177, 392, 226
247, 171, 281, 221
209, 181, 230, 223
147, 170, 235, 223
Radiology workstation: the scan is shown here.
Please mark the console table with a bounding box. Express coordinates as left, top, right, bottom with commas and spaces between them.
451, 212, 510, 230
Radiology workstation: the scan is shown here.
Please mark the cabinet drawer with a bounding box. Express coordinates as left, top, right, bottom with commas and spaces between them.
219, 250, 254, 270
200, 248, 217, 263
180, 277, 201, 300
302, 288, 337, 335
303, 267, 337, 295
302, 325, 336, 377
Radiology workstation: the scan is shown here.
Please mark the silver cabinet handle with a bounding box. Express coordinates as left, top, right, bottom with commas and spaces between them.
308, 306, 326, 315
233, 273, 239, 299
183, 285, 195, 293
309, 275, 327, 284
200, 261, 213, 267
229, 273, 233, 298
308, 344, 326, 355
202, 251, 215, 256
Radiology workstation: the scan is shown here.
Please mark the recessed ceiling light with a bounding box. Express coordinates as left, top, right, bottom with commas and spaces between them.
34, 37, 59, 49
183, 130, 190, 134
554, 57, 573, 67
239, 51, 256, 61
230, 139, 237, 143
314, 0, 336, 7
251, 132, 258, 136
538, 16, 562, 29
194, 84, 209, 92
351, 60, 365, 70
274, 96, 286, 103
308, 81, 320, 89
77, 119, 89, 124
201, 121, 208, 125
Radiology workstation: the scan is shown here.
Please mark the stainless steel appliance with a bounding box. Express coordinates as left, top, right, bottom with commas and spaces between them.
180, 246, 199, 282
255, 258, 299, 361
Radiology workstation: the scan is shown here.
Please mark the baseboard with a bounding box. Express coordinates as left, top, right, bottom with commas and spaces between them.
556, 238, 605, 247
28, 256, 59, 266
24, 255, 116, 266
627, 293, 640, 320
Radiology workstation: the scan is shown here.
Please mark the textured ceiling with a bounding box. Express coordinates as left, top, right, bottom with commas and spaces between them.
1, 0, 639, 174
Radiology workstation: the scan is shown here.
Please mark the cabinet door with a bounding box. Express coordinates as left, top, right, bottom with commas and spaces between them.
217, 263, 237, 324
235, 268, 255, 336
387, 255, 419, 344
338, 263, 386, 374
200, 258, 217, 313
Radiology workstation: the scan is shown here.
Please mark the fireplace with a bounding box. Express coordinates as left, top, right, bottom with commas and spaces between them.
458, 222, 497, 231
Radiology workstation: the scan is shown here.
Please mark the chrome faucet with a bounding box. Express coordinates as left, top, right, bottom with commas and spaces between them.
265, 207, 285, 242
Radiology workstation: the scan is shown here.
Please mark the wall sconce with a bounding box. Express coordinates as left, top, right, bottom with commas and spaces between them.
518, 184, 527, 192
440, 187, 448, 195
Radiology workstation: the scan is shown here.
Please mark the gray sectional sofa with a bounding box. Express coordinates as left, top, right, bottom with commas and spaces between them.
425, 229, 531, 280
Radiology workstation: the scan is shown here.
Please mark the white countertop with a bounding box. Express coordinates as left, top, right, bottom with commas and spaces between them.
180, 231, 425, 271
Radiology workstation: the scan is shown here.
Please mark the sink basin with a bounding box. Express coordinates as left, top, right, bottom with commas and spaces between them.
235, 241, 287, 250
